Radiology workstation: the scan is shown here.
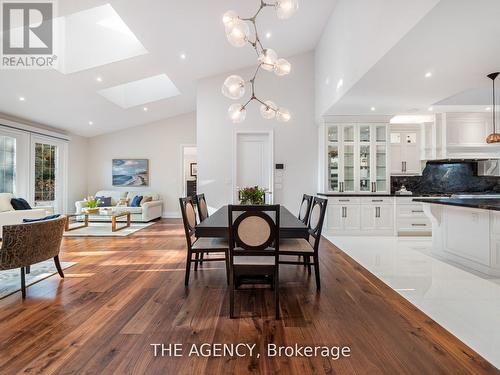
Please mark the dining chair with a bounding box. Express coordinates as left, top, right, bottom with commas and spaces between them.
279, 197, 328, 290
228, 204, 280, 319
196, 193, 209, 222
179, 197, 229, 286
298, 194, 313, 225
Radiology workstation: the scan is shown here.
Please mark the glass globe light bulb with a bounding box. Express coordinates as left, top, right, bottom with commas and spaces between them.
258, 49, 278, 71
274, 58, 291, 76
226, 19, 250, 48
276, 0, 299, 20
222, 10, 239, 29
260, 100, 277, 120
222, 75, 246, 100
228, 104, 247, 123
276, 107, 291, 122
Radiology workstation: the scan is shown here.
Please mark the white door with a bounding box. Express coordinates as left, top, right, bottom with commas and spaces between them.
234, 132, 273, 203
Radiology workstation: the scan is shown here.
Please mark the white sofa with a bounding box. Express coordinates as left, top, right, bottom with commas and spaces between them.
0, 193, 48, 238
75, 190, 163, 222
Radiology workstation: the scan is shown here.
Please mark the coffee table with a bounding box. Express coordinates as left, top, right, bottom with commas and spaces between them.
65, 210, 131, 232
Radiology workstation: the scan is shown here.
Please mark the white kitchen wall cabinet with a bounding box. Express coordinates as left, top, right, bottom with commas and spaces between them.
390, 125, 421, 175
326, 123, 389, 194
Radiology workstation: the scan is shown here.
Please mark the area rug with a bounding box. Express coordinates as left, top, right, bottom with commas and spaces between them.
63, 222, 154, 237
0, 260, 76, 299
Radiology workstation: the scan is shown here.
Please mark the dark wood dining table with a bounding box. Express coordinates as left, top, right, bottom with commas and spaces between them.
195, 205, 309, 239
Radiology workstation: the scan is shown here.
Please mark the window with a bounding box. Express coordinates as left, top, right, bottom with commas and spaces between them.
34, 143, 57, 202
0, 135, 16, 193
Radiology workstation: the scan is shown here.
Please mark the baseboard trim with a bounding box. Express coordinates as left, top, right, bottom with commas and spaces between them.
162, 211, 180, 219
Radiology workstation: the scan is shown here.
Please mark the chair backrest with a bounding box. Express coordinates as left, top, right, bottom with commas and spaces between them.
307, 197, 328, 250
0, 216, 66, 269
179, 197, 197, 248
298, 194, 313, 225
196, 193, 209, 222
228, 205, 280, 261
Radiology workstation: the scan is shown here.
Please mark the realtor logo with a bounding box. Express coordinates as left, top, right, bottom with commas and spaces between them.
1, 0, 57, 69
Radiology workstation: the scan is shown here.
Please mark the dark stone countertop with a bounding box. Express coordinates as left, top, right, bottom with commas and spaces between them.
317, 193, 451, 198
413, 198, 500, 211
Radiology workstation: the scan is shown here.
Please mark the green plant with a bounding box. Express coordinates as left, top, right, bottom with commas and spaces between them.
85, 196, 100, 209
238, 186, 267, 205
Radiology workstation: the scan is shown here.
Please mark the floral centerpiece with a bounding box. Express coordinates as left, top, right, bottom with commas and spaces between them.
84, 196, 101, 214
238, 186, 267, 205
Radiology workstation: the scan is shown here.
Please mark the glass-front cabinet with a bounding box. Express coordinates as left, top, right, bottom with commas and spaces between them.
326, 123, 389, 194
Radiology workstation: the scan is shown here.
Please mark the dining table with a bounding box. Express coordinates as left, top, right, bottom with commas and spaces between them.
195, 205, 309, 239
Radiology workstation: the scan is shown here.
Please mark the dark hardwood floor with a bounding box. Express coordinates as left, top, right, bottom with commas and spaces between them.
0, 219, 497, 374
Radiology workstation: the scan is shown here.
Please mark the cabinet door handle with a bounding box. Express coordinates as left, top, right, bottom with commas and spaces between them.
402, 161, 404, 173
411, 223, 427, 227
373, 182, 377, 192
404, 161, 407, 173
339, 182, 344, 192
339, 199, 350, 202
375, 207, 380, 218
343, 207, 347, 218
372, 199, 384, 202
412, 210, 424, 213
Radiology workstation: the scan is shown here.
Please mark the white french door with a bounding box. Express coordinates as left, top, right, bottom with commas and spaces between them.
30, 135, 68, 213
0, 126, 30, 198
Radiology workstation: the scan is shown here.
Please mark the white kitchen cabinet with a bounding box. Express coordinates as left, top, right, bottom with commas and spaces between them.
395, 198, 431, 236
390, 125, 421, 175
326, 123, 389, 194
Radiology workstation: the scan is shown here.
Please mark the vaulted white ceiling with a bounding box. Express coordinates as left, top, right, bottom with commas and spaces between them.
0, 0, 336, 137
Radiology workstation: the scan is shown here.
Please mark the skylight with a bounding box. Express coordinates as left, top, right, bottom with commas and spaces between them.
98, 74, 181, 108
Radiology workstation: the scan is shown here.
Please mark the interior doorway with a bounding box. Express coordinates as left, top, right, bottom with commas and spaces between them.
233, 131, 273, 204
181, 145, 197, 198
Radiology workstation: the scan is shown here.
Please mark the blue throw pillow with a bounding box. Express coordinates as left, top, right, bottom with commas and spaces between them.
96, 196, 112, 207
130, 196, 143, 207
23, 214, 61, 223
11, 198, 31, 210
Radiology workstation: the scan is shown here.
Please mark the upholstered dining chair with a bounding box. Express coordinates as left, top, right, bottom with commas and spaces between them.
228, 205, 280, 319
279, 197, 328, 290
298, 194, 313, 225
0, 216, 66, 298
179, 197, 229, 286
196, 193, 209, 222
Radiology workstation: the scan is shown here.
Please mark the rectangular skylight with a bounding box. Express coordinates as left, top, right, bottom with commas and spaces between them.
56, 4, 148, 74
98, 74, 181, 108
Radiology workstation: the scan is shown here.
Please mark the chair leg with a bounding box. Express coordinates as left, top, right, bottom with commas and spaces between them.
194, 253, 199, 271
25, 265, 31, 274
54, 256, 64, 278
200, 252, 204, 266
274, 270, 280, 320
313, 254, 321, 291
20, 268, 26, 299
229, 270, 235, 319
306, 256, 312, 274
184, 250, 192, 286
224, 250, 230, 285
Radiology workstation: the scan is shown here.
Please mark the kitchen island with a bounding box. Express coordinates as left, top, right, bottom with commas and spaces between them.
415, 198, 500, 276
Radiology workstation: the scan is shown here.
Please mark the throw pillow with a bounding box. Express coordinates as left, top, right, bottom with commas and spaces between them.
11, 198, 32, 210
96, 196, 112, 207
140, 196, 152, 206
23, 214, 61, 223
131, 195, 143, 207
117, 198, 129, 206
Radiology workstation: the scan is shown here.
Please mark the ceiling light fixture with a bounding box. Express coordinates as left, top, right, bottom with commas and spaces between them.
143, 107, 148, 112
19, 96, 25, 101
96, 77, 103, 82
486, 107, 491, 111
425, 72, 432, 78
371, 107, 376, 111
222, 0, 298, 123
265, 31, 272, 39
428, 107, 433, 111
180, 53, 186, 60
486, 72, 500, 143
88, 121, 94, 125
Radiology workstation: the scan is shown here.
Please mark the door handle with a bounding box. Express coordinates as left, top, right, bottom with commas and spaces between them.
402, 161, 404, 173
403, 161, 407, 173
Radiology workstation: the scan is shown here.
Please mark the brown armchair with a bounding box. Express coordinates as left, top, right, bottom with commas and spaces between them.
0, 216, 66, 298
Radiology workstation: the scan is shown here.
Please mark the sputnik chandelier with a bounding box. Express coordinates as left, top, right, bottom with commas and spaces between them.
221, 0, 299, 123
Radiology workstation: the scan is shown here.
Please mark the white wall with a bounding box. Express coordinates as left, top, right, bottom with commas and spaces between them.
197, 52, 317, 214
87, 112, 196, 217
67, 134, 88, 209
315, 0, 440, 118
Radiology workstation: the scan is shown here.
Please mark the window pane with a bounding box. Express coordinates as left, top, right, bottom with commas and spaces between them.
0, 135, 16, 193
34, 143, 57, 203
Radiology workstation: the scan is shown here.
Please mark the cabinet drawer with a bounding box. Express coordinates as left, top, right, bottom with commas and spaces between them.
328, 197, 361, 205
396, 204, 426, 218
395, 197, 420, 204
397, 218, 431, 232
360, 197, 394, 205
492, 212, 500, 235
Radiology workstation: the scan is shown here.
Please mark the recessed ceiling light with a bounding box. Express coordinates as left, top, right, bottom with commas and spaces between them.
370, 107, 376, 111
96, 77, 103, 82
88, 121, 94, 125
428, 107, 433, 111
19, 96, 25, 101
143, 107, 148, 112
336, 79, 344, 90
265, 31, 272, 39
425, 72, 432, 78
180, 53, 186, 60
486, 107, 492, 111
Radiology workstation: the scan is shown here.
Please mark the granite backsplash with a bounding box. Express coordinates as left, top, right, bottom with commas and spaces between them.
391, 161, 500, 195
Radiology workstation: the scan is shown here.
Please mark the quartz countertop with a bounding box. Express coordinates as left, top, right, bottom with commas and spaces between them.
413, 198, 500, 211
317, 193, 451, 198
